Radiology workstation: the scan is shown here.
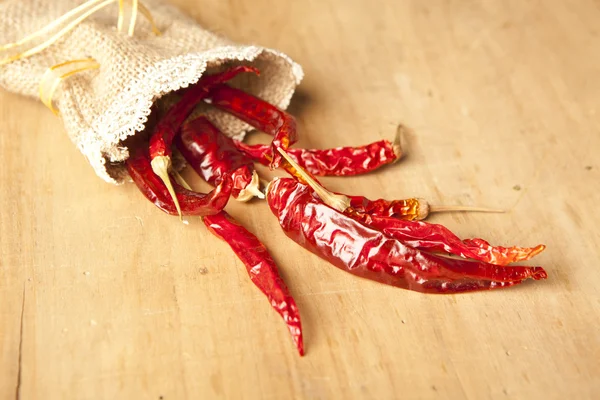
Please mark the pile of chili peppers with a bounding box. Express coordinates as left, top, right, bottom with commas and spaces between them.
125, 66, 547, 356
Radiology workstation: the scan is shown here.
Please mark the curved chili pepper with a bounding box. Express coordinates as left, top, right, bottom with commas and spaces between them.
203, 211, 304, 355
150, 66, 259, 160
274, 149, 543, 265
351, 213, 545, 265
148, 66, 259, 216
276, 146, 505, 224
273, 147, 431, 221
267, 178, 547, 294
174, 116, 262, 201
207, 84, 297, 168
234, 135, 401, 176
126, 145, 233, 216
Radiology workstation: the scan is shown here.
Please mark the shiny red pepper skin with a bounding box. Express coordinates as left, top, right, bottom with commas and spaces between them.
351, 213, 546, 265
175, 117, 254, 198
267, 178, 547, 294
126, 145, 233, 216
347, 195, 423, 220
207, 84, 297, 168
203, 211, 304, 355
461, 238, 546, 265
234, 138, 399, 176
149, 66, 259, 159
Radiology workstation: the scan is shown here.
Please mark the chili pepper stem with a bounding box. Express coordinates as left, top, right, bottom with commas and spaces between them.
429, 205, 506, 214
260, 178, 271, 190
277, 147, 351, 212
237, 170, 265, 201
392, 124, 404, 163
414, 198, 430, 220
172, 168, 193, 191
415, 201, 504, 220
150, 155, 183, 219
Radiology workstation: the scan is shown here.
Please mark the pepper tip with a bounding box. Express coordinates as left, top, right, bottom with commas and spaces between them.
297, 343, 305, 357
532, 267, 548, 280
531, 244, 546, 258
292, 330, 304, 356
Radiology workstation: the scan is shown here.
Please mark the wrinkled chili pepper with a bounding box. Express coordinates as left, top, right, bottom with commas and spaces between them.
351, 213, 545, 265
126, 144, 233, 216
174, 117, 301, 353
174, 116, 263, 201
267, 178, 547, 294
207, 84, 297, 168
275, 148, 543, 265
347, 195, 508, 220
202, 211, 304, 355
277, 146, 504, 222
148, 66, 259, 216
344, 194, 504, 221
234, 133, 401, 176
462, 237, 546, 265
274, 146, 429, 220
121, 67, 549, 356
346, 195, 428, 220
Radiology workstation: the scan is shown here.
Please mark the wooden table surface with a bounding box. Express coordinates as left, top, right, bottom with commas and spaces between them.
1, 0, 599, 399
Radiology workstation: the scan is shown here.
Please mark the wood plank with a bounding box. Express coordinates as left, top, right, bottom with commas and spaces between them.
1, 0, 598, 398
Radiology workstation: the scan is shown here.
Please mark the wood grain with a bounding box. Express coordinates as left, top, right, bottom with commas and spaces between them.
1, 0, 599, 398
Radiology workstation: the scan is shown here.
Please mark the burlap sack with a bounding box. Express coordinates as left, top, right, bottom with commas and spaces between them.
0, 0, 303, 183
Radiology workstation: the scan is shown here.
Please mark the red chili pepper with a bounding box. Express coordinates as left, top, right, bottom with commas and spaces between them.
203, 211, 304, 355
126, 144, 233, 216
207, 84, 297, 169
351, 213, 545, 265
148, 66, 259, 216
461, 237, 546, 265
267, 178, 547, 294
346, 195, 427, 220
274, 148, 544, 265
345, 194, 505, 221
234, 134, 401, 176
174, 116, 263, 201
276, 145, 506, 223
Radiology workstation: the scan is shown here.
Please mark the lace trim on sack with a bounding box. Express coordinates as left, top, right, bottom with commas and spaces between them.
69, 46, 303, 183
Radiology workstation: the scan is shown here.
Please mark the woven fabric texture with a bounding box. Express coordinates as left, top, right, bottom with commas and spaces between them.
0, 0, 303, 183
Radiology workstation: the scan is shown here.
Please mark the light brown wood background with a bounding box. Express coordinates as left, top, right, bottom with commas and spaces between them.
1, 0, 599, 399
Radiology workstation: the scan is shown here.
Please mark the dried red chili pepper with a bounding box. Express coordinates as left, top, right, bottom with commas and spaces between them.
149, 66, 259, 216
207, 83, 297, 169
460, 237, 546, 265
203, 211, 304, 355
174, 116, 263, 201
173, 118, 301, 353
233, 127, 402, 176
276, 148, 545, 265
345, 195, 428, 220
276, 147, 504, 221
343, 192, 509, 220
344, 196, 504, 220
351, 213, 545, 265
126, 144, 233, 216
267, 178, 547, 294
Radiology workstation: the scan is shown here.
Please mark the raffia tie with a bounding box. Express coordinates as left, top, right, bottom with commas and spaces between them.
0, 0, 161, 114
